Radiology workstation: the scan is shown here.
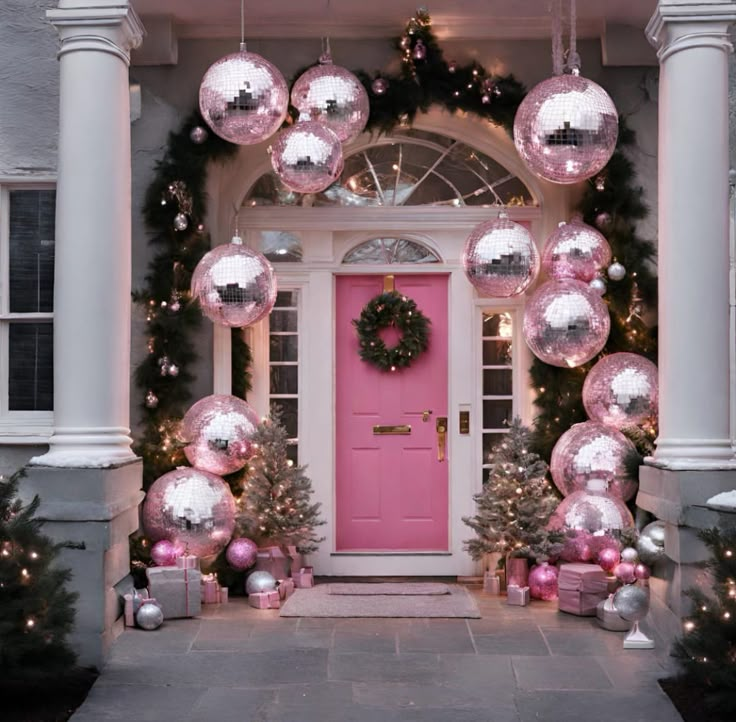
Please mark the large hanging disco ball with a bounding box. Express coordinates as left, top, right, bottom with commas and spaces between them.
291, 59, 370, 143
583, 353, 659, 429
541, 219, 612, 282
270, 120, 344, 194
181, 394, 260, 476
513, 72, 618, 184
550, 421, 638, 501
191, 236, 277, 327
548, 480, 635, 534
199, 50, 289, 145
142, 468, 236, 558
462, 216, 540, 297
522, 279, 610, 367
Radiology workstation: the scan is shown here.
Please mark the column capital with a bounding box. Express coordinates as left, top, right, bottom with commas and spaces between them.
47, 2, 145, 65
647, 1, 736, 59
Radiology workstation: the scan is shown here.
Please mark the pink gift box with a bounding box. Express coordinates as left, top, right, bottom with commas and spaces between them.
176, 554, 199, 570
278, 578, 295, 600
292, 567, 314, 589
507, 585, 530, 606
255, 546, 290, 580
267, 590, 280, 609
285, 545, 304, 576
558, 563, 609, 616
219, 587, 229, 604
248, 591, 271, 609
202, 576, 219, 604
483, 571, 501, 595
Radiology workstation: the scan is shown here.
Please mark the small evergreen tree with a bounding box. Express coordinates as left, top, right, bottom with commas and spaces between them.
237, 413, 325, 553
463, 418, 561, 561
0, 470, 77, 680
672, 526, 736, 718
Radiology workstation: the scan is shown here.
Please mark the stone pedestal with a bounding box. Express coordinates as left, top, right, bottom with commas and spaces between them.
20, 461, 144, 669
637, 462, 736, 646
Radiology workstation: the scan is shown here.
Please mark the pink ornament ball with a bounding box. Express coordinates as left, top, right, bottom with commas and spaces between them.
462, 215, 540, 298
634, 563, 651, 580
270, 120, 344, 194
582, 352, 659, 430
225, 537, 258, 571
614, 561, 637, 585
199, 50, 289, 145
541, 220, 611, 282
150, 539, 180, 566
191, 236, 277, 328
597, 546, 621, 573
181, 394, 260, 476
560, 531, 593, 563
550, 421, 638, 501
522, 279, 610, 368
513, 72, 618, 184
528, 562, 559, 601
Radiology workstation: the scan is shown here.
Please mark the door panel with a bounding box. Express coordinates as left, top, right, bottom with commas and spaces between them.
336, 274, 449, 551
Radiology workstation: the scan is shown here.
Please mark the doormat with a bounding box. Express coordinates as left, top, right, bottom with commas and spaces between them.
327, 582, 450, 596
280, 583, 480, 618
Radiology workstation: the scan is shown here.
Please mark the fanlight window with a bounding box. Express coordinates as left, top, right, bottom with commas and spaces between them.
343, 238, 440, 265
258, 230, 302, 262
245, 128, 533, 207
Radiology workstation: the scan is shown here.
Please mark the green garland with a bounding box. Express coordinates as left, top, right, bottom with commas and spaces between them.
353, 291, 431, 371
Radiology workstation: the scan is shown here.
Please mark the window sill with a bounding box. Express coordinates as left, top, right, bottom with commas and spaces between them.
0, 420, 52, 445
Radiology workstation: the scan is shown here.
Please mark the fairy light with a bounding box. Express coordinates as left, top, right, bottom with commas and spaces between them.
684, 621, 695, 632
30, 551, 38, 560
26, 618, 35, 629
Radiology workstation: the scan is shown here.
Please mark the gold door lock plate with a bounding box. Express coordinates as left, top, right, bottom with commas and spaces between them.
436, 416, 447, 462
459, 410, 470, 435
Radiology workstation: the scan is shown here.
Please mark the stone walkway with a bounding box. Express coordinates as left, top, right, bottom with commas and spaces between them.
71, 587, 682, 721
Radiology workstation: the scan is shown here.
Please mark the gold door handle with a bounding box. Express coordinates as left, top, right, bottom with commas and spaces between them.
422, 409, 433, 422
436, 417, 447, 462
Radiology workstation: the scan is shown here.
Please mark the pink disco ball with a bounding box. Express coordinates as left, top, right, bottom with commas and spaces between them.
142, 468, 236, 559
191, 236, 276, 328
550, 421, 638, 501
541, 219, 611, 282
582, 352, 659, 429
291, 59, 370, 143
270, 120, 343, 194
597, 546, 621, 573
513, 72, 618, 184
199, 50, 288, 145
528, 562, 559, 601
560, 530, 594, 563
462, 215, 540, 297
150, 539, 180, 566
181, 394, 260, 476
613, 561, 637, 585
548, 481, 635, 534
523, 279, 610, 367
225, 537, 258, 571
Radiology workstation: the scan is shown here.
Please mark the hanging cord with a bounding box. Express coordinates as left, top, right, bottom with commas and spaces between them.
550, 0, 564, 76
320, 37, 332, 63
240, 0, 246, 52
566, 0, 581, 72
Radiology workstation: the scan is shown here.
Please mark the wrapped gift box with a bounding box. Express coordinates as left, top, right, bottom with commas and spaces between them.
292, 567, 314, 589
507, 585, 530, 606
558, 563, 609, 616
266, 590, 280, 609
201, 575, 219, 604
147, 565, 201, 619
248, 591, 271, 609
278, 578, 295, 600
285, 545, 304, 576
254, 546, 290, 580
176, 554, 199, 570
483, 571, 501, 595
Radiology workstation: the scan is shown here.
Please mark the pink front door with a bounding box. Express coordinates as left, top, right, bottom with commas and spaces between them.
336, 274, 449, 551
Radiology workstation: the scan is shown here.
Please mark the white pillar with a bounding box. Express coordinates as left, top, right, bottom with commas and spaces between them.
32, 2, 144, 467
647, 1, 736, 461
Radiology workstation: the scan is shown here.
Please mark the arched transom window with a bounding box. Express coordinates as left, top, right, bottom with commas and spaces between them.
244, 128, 534, 208
343, 238, 440, 264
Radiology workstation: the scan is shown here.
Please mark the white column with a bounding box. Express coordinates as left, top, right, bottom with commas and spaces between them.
32, 2, 144, 467
647, 1, 736, 461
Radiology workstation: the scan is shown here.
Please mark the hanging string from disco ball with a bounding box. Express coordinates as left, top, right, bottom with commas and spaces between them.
522, 279, 610, 367
541, 218, 611, 282
462, 210, 540, 298
191, 235, 277, 327
198, 1, 288, 145
290, 38, 370, 144
269, 119, 344, 194
582, 352, 659, 429
513, 0, 618, 184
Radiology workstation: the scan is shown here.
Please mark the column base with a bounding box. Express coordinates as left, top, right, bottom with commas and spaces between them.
19, 460, 144, 669
30, 427, 138, 468
637, 463, 736, 653
652, 437, 734, 461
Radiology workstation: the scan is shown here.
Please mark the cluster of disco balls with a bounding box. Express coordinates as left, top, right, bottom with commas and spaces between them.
198, 44, 369, 194
142, 394, 261, 566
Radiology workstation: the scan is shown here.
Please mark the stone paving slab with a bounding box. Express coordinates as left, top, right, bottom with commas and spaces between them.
512, 654, 613, 690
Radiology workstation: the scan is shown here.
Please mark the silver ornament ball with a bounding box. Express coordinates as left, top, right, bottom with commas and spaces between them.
620, 547, 639, 564
637, 520, 666, 565
174, 213, 189, 232
136, 600, 164, 631
190, 126, 208, 144
246, 570, 277, 595
613, 584, 650, 622
589, 277, 606, 295
371, 77, 389, 96
607, 262, 626, 281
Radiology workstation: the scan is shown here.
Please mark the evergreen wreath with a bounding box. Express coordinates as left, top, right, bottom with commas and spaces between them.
353, 291, 431, 371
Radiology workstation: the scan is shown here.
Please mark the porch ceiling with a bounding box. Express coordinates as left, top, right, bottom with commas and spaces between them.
130, 0, 658, 40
